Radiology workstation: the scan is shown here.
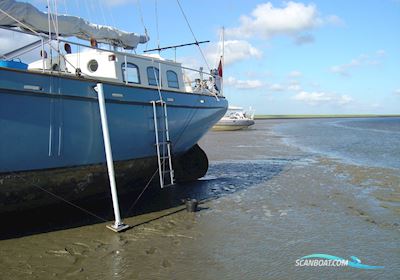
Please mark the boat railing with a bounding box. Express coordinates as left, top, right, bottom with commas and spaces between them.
0, 26, 223, 97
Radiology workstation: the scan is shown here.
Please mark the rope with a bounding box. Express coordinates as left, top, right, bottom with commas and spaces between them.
126, 168, 159, 215
175, 0, 210, 71
11, 172, 108, 223
137, 0, 149, 50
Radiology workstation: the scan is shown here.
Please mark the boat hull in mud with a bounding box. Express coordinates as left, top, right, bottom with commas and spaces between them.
0, 67, 226, 213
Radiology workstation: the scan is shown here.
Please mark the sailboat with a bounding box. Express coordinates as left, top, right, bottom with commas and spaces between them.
0, 0, 228, 221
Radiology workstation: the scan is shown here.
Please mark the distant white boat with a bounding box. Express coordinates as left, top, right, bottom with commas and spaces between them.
212, 106, 255, 131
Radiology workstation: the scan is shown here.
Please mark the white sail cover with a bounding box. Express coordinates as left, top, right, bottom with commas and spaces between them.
0, 0, 149, 49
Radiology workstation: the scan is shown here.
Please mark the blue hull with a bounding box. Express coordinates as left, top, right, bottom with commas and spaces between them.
0, 68, 227, 212
0, 68, 227, 172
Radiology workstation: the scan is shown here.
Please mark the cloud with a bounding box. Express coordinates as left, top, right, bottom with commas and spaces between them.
370, 103, 382, 109
225, 76, 264, 89
225, 2, 321, 40
325, 15, 345, 27
330, 51, 386, 77
330, 61, 358, 76
376, 49, 386, 57
337, 94, 354, 105
294, 34, 314, 45
268, 73, 303, 92
293, 91, 353, 106
288, 70, 302, 78
206, 40, 262, 66
101, 0, 137, 6
394, 89, 400, 95
287, 80, 302, 92
269, 83, 285, 91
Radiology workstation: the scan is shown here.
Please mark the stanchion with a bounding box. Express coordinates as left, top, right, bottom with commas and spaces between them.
95, 83, 129, 232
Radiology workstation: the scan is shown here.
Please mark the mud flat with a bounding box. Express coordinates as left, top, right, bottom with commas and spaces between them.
0, 120, 399, 280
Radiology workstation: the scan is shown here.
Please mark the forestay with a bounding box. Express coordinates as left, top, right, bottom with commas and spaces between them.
0, 0, 149, 49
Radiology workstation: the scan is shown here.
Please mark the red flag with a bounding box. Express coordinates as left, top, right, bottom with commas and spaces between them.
217, 58, 223, 77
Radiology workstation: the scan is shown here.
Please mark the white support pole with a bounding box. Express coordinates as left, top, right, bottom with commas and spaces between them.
151, 100, 164, 188
95, 83, 129, 232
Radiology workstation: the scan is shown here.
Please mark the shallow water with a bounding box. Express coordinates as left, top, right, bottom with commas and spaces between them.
274, 117, 400, 169
0, 119, 399, 279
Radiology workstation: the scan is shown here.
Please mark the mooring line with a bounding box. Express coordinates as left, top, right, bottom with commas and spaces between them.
10, 163, 165, 225
11, 172, 109, 223
126, 167, 159, 216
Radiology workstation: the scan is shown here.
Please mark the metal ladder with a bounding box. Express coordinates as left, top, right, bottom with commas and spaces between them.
151, 100, 175, 188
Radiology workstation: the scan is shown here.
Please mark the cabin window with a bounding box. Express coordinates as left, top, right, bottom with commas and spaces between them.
167, 70, 179, 89
87, 59, 98, 72
147, 66, 161, 86
122, 63, 140, 84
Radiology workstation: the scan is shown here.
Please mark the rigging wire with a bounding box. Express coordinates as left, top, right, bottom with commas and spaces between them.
88, 0, 97, 24
105, 2, 117, 29
89, 0, 101, 25
155, 0, 160, 51
83, 0, 93, 23
136, 0, 149, 50
74, 0, 80, 19
62, 0, 68, 15
175, 0, 210, 71
98, 1, 109, 26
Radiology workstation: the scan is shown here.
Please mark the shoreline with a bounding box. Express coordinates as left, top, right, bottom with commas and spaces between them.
255, 114, 400, 120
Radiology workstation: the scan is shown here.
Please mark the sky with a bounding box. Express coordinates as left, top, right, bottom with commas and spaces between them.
1, 0, 399, 114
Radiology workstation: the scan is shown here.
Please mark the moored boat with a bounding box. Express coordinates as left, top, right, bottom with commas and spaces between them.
212, 106, 255, 131
0, 0, 228, 214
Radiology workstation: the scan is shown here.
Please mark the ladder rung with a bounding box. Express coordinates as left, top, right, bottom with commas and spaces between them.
155, 141, 171, 146
152, 116, 166, 120
152, 99, 174, 189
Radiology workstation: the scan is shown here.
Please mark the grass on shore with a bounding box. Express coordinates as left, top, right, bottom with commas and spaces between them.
255, 114, 400, 120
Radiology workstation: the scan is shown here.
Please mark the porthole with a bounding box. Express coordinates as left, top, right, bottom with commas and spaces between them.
87, 59, 98, 72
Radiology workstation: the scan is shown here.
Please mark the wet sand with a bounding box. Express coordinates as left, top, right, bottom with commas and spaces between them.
0, 120, 399, 279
